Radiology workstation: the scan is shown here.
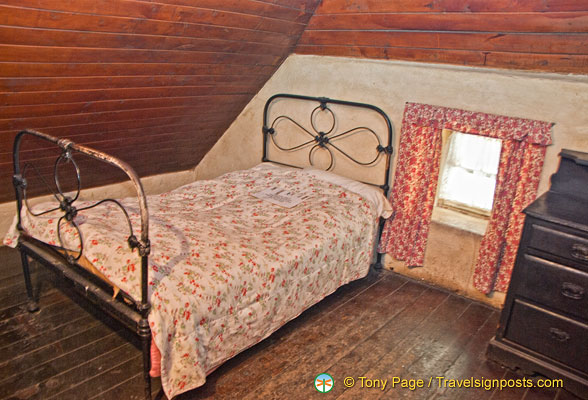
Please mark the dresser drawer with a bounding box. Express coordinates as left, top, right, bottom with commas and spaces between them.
518, 254, 588, 320
528, 224, 588, 267
505, 300, 588, 373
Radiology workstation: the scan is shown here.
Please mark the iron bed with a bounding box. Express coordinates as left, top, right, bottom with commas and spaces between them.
8, 94, 394, 399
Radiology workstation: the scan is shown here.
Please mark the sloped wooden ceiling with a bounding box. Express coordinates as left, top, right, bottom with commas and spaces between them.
296, 0, 588, 74
0, 0, 320, 202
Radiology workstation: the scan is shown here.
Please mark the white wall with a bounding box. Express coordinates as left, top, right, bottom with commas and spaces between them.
194, 54, 588, 306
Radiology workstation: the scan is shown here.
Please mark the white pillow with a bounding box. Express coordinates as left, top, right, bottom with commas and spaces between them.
302, 168, 393, 219
250, 163, 392, 218
250, 162, 289, 171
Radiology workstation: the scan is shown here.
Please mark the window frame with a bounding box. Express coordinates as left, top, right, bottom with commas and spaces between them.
435, 129, 500, 219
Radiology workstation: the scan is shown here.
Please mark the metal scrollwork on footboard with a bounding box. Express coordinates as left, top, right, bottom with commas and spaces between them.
12, 129, 151, 309
262, 94, 394, 195
13, 130, 154, 399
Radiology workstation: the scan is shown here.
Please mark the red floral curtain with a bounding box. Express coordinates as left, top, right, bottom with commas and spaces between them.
378, 110, 443, 267
473, 141, 546, 293
379, 102, 552, 294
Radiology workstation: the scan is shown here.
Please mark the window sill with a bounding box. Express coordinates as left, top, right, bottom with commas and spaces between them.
431, 207, 488, 236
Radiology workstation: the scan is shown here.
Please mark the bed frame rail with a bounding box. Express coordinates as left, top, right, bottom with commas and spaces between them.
12, 129, 153, 399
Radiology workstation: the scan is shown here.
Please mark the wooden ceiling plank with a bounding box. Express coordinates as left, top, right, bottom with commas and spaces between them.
0, 124, 218, 159
0, 93, 252, 119
265, 0, 319, 13
0, 25, 289, 56
0, 84, 260, 106
315, 0, 588, 14
0, 63, 276, 78
0, 45, 282, 66
0, 74, 267, 92
0, 139, 222, 176
299, 31, 588, 56
296, 44, 488, 65
484, 50, 588, 72
0, 114, 234, 141
0, 6, 294, 47
0, 0, 306, 35
295, 44, 588, 74
0, 130, 214, 164
306, 12, 588, 33
0, 100, 250, 131
150, 0, 311, 23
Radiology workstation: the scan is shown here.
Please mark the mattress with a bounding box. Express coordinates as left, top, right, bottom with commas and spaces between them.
5, 163, 391, 398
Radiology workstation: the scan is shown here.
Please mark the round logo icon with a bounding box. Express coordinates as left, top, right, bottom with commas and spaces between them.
314, 373, 334, 393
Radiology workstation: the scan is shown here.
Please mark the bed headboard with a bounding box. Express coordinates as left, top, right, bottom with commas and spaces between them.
262, 94, 394, 197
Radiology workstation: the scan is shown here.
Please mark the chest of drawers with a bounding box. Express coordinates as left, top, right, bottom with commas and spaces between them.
487, 150, 588, 399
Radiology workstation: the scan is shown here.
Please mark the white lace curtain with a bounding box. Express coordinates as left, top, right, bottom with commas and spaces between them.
438, 132, 502, 212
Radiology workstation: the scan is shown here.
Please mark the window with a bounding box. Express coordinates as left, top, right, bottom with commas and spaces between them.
437, 131, 501, 217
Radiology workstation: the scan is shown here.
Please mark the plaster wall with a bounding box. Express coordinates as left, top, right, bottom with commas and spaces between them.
194, 54, 588, 307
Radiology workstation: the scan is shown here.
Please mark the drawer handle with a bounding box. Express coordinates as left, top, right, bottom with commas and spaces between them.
561, 282, 585, 300
549, 327, 570, 342
571, 243, 588, 261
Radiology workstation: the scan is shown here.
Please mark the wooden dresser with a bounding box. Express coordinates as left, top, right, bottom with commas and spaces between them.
487, 149, 588, 399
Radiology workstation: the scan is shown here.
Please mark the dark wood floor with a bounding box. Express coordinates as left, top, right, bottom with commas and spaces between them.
0, 246, 582, 400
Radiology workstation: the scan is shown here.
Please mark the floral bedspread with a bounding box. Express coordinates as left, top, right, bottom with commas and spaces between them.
4, 164, 380, 398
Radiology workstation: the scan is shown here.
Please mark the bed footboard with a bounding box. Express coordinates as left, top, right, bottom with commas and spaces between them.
11, 129, 153, 400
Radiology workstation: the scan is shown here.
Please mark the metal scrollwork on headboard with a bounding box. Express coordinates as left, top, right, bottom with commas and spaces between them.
262, 94, 394, 196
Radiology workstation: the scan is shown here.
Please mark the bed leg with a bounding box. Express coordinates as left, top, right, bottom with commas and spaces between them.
373, 252, 384, 270
139, 318, 152, 400
20, 251, 39, 313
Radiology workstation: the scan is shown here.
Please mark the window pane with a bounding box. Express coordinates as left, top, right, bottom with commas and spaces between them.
446, 133, 501, 175
439, 132, 501, 213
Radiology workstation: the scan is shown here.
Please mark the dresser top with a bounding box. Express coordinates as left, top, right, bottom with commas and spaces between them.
525, 191, 588, 233
550, 149, 588, 199
560, 149, 588, 166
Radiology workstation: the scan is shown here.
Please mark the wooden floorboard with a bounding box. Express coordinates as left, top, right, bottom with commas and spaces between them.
0, 245, 580, 400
